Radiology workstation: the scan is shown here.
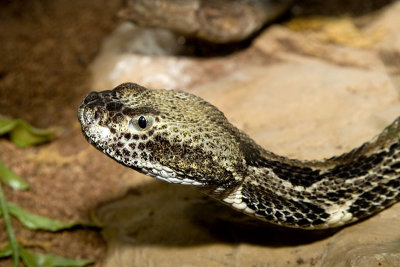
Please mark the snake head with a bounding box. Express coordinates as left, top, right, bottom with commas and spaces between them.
78, 83, 244, 190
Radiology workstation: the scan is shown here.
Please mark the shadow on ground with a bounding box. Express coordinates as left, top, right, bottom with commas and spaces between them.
95, 181, 339, 247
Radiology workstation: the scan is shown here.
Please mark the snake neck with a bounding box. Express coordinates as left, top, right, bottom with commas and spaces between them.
221, 117, 400, 229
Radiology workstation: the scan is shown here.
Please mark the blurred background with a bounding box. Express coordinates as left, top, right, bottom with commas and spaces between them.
0, 1, 399, 266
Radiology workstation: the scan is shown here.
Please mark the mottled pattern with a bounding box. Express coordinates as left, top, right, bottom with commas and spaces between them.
78, 82, 400, 229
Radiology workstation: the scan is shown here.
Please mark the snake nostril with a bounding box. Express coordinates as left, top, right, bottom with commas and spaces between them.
93, 108, 103, 124
80, 106, 103, 126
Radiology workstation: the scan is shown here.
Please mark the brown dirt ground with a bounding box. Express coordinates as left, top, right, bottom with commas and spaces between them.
0, 1, 125, 266
0, 0, 396, 266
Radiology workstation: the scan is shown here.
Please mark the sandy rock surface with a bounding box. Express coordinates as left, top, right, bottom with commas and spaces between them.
90, 2, 400, 266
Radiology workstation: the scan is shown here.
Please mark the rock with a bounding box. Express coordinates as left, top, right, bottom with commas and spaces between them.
97, 22, 187, 56
120, 0, 293, 43
321, 204, 400, 266
90, 2, 400, 266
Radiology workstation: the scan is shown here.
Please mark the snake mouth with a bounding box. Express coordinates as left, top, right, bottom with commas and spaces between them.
77, 91, 112, 150
77, 105, 86, 128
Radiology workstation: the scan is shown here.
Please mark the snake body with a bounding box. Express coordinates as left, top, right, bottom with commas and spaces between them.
78, 82, 400, 229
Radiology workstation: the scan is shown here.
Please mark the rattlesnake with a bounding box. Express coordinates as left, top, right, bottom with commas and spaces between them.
78, 82, 400, 229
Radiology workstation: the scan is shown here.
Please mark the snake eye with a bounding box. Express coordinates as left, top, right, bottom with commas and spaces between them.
129, 115, 154, 131
138, 116, 147, 129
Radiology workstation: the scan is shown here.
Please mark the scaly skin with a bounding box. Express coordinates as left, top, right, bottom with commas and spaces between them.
78, 82, 400, 229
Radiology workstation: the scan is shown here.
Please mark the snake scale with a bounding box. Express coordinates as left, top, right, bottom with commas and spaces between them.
78, 82, 400, 229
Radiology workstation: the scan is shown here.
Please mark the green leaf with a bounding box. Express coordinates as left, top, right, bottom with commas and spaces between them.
0, 116, 55, 147
0, 159, 30, 190
0, 183, 20, 267
9, 120, 55, 148
5, 202, 97, 231
0, 243, 13, 258
20, 248, 93, 267
0, 117, 17, 135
